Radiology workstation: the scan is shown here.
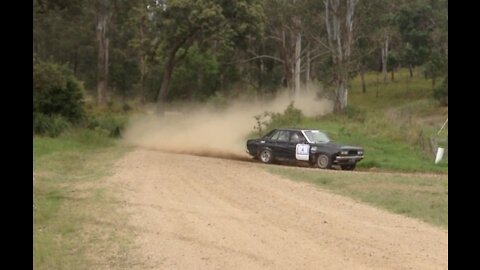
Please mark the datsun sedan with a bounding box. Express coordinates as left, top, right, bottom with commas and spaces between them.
246, 128, 364, 170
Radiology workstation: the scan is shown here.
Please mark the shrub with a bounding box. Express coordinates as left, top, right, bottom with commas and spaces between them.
33, 113, 71, 137
342, 105, 366, 122
253, 102, 305, 135
83, 114, 127, 138
33, 60, 85, 122
206, 92, 228, 110
267, 102, 304, 129
433, 76, 448, 106
253, 112, 271, 137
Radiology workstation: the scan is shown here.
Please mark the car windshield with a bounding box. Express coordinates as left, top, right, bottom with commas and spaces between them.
303, 130, 330, 143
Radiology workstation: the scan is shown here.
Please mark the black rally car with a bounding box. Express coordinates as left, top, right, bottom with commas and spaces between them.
246, 128, 364, 170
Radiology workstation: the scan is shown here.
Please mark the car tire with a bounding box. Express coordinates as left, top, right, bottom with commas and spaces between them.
258, 149, 274, 164
340, 164, 356, 171
316, 154, 332, 169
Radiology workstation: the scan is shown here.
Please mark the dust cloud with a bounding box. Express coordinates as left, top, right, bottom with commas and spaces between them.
122, 88, 333, 159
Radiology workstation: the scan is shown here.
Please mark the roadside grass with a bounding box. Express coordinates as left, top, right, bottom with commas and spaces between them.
349, 68, 436, 111
300, 118, 448, 173
33, 129, 138, 269
267, 166, 448, 229
256, 68, 448, 173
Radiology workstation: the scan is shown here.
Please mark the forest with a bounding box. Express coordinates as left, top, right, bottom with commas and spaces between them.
33, 0, 448, 117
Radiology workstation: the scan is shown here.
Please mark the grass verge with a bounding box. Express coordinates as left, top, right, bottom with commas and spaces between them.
33, 129, 138, 269
255, 68, 448, 173
267, 166, 448, 229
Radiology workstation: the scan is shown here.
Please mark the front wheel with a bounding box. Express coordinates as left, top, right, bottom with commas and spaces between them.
340, 164, 356, 171
258, 149, 274, 164
316, 154, 332, 169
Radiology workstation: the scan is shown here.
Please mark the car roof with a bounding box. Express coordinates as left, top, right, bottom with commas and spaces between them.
274, 128, 318, 132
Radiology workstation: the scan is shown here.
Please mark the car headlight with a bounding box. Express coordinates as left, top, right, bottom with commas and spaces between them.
310, 146, 318, 152
341, 150, 348, 155
358, 151, 363, 155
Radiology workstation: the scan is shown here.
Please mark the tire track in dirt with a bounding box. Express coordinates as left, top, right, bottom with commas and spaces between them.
109, 149, 447, 269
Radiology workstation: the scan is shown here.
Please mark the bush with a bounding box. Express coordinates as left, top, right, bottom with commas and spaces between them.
267, 102, 304, 129
83, 114, 127, 138
342, 105, 366, 122
253, 102, 305, 135
33, 60, 85, 122
33, 113, 71, 137
433, 76, 448, 106
206, 92, 228, 110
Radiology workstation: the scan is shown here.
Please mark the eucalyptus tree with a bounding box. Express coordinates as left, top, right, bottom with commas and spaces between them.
252, 0, 325, 97
127, 0, 158, 103
150, 0, 264, 114
395, 2, 435, 78
324, 0, 360, 112
33, 0, 96, 89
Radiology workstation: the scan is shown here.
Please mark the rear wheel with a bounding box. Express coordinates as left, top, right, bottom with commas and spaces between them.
340, 164, 356, 171
258, 149, 274, 164
316, 154, 332, 169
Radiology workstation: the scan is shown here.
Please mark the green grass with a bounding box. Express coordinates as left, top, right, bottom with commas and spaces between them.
349, 68, 436, 110
301, 118, 447, 173
33, 129, 136, 269
259, 68, 448, 173
267, 166, 448, 229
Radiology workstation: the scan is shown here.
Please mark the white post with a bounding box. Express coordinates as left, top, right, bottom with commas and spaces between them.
435, 147, 445, 164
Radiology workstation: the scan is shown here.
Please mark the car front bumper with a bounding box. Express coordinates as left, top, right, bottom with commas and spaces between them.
334, 155, 364, 164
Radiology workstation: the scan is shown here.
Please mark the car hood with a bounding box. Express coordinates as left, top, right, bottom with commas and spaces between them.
313, 142, 363, 150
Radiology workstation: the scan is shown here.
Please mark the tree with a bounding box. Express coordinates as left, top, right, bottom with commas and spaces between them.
395, 3, 434, 77
152, 0, 264, 114
324, 0, 359, 112
33, 0, 96, 89
127, 0, 157, 103
33, 59, 85, 122
95, 0, 113, 104
423, 0, 448, 87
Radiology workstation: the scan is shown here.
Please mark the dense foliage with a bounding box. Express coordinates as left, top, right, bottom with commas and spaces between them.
33, 0, 447, 108
33, 58, 86, 136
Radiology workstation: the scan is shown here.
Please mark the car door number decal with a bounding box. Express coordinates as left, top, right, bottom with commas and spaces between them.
296, 144, 310, 161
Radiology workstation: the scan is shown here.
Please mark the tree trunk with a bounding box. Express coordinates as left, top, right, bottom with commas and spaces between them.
306, 49, 311, 90
281, 29, 291, 89
156, 52, 176, 115
294, 31, 301, 99
325, 0, 358, 113
360, 62, 366, 93
334, 77, 348, 113
72, 47, 78, 76
154, 29, 197, 115
381, 35, 389, 83
139, 54, 146, 104
139, 22, 146, 104
258, 58, 264, 90
391, 68, 395, 82
96, 11, 110, 104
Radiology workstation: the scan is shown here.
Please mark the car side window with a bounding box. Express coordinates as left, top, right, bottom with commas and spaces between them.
277, 131, 290, 142
270, 130, 281, 141
290, 132, 298, 143
271, 130, 289, 142
298, 133, 307, 143
290, 132, 307, 143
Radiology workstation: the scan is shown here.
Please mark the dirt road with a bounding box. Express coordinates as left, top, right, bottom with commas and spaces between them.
109, 149, 447, 269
